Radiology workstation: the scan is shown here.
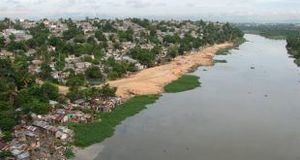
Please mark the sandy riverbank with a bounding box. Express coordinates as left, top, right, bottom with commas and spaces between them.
108, 42, 233, 99
57, 43, 233, 96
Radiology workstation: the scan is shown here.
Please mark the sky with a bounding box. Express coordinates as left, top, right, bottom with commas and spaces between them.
1, 0, 300, 23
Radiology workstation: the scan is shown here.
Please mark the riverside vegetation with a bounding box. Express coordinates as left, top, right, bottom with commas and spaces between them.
286, 37, 300, 66
70, 95, 160, 147
164, 75, 201, 93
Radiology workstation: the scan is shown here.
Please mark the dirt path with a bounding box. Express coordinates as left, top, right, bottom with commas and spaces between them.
108, 42, 233, 99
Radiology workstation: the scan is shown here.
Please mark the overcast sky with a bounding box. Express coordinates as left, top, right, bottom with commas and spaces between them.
1, 0, 300, 23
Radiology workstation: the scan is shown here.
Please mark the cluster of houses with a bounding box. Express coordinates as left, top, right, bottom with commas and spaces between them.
89, 96, 122, 112
65, 54, 94, 74
1, 28, 32, 43
42, 19, 68, 37
0, 18, 217, 86
0, 96, 122, 159
0, 122, 71, 160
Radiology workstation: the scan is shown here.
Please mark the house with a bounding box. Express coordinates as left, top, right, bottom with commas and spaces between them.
49, 100, 59, 107
120, 56, 137, 63
55, 126, 73, 141
0, 50, 14, 58
25, 49, 36, 57
91, 97, 122, 112
2, 29, 32, 42
21, 19, 36, 29
17, 151, 30, 160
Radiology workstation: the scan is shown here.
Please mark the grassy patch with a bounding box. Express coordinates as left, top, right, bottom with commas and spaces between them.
164, 75, 201, 93
64, 147, 75, 159
69, 95, 160, 147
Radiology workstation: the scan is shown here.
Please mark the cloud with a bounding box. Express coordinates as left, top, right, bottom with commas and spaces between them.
125, 0, 151, 8
0, 0, 300, 22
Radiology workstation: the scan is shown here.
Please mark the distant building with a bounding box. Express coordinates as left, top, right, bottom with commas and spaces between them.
2, 29, 32, 42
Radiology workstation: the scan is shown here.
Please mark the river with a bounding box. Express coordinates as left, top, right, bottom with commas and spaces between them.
75, 34, 300, 160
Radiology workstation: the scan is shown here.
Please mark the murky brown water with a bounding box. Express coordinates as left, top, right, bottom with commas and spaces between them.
78, 34, 300, 160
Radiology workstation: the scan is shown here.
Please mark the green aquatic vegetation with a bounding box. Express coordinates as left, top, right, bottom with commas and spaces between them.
70, 95, 160, 147
164, 75, 201, 93
64, 147, 75, 159
214, 59, 227, 64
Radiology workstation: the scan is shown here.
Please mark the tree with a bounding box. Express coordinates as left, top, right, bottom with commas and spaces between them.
105, 58, 130, 80
100, 22, 116, 32
98, 84, 116, 97
167, 46, 179, 58
16, 88, 34, 107
28, 23, 50, 47
6, 41, 26, 52
129, 47, 156, 67
0, 115, 16, 131
66, 74, 85, 87
95, 30, 107, 41
0, 36, 5, 51
85, 66, 103, 80
74, 35, 86, 43
74, 43, 94, 56
23, 99, 49, 115
0, 151, 13, 159
49, 36, 63, 47
16, 84, 50, 115
131, 18, 150, 28
94, 47, 104, 60
0, 101, 16, 131
87, 36, 96, 44
17, 72, 35, 88
41, 82, 59, 100
63, 23, 83, 40
163, 34, 180, 44
118, 29, 134, 42
40, 63, 52, 80
9, 34, 15, 41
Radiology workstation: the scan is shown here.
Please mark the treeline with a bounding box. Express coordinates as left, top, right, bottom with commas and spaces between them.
286, 36, 300, 66
237, 24, 300, 39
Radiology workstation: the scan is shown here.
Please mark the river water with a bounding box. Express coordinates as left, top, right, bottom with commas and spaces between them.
78, 34, 300, 160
